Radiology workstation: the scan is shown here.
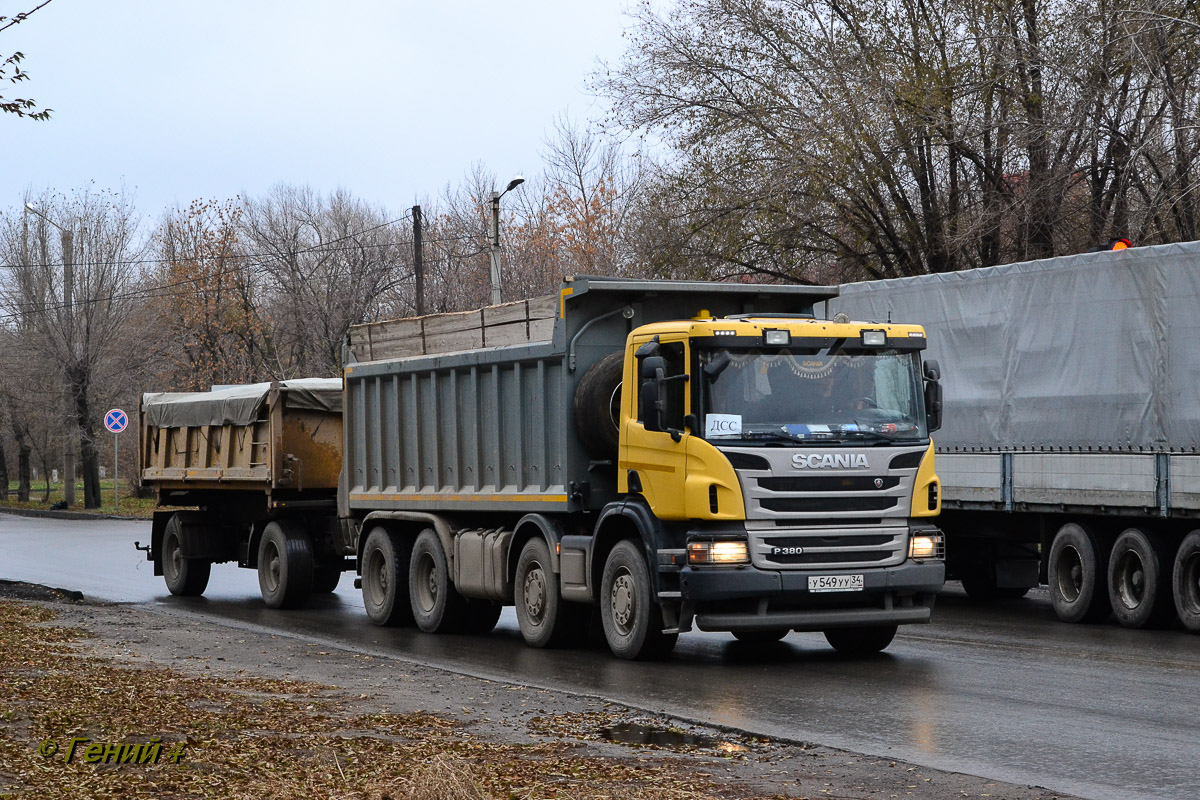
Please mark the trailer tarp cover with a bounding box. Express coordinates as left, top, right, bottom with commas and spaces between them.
143, 378, 343, 428
828, 241, 1200, 452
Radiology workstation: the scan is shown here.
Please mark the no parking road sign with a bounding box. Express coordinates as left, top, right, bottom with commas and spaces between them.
104, 408, 128, 434
104, 408, 128, 508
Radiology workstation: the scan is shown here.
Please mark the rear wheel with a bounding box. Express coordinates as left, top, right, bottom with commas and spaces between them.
600, 540, 677, 660
462, 600, 504, 634
1108, 528, 1174, 628
1173, 531, 1200, 633
732, 629, 789, 644
823, 625, 897, 655
409, 529, 467, 633
361, 527, 413, 626
257, 520, 314, 609
162, 514, 210, 597
514, 537, 577, 647
1047, 522, 1110, 624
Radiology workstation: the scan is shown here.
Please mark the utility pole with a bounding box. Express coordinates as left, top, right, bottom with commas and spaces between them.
412, 205, 425, 316
488, 176, 525, 306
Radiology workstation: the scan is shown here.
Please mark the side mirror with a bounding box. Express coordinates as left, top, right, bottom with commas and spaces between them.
924, 379, 943, 433
703, 351, 732, 382
923, 359, 940, 382
641, 355, 667, 380
639, 356, 667, 432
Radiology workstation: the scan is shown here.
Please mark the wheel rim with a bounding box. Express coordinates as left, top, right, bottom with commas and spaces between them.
263, 540, 281, 594
523, 563, 547, 623
165, 534, 182, 582
609, 567, 636, 635
364, 547, 387, 608
1055, 544, 1083, 602
1114, 549, 1146, 610
1181, 551, 1200, 615
414, 552, 437, 613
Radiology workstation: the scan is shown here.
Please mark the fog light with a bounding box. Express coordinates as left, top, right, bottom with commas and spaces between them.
909, 533, 944, 560
861, 329, 887, 346
764, 329, 791, 346
688, 540, 749, 565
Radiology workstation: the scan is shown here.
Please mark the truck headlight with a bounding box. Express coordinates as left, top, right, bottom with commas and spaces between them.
763, 329, 791, 346
861, 329, 887, 347
909, 533, 945, 560
688, 540, 749, 565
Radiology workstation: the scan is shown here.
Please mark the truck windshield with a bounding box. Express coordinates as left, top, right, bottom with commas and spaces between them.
699, 347, 928, 444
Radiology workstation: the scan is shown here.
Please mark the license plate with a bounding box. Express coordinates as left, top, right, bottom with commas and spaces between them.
808, 574, 864, 593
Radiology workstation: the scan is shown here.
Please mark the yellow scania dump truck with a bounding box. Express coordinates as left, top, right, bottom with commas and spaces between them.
141, 276, 946, 659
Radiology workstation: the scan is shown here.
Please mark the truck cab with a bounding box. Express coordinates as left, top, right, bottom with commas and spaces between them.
608, 313, 946, 651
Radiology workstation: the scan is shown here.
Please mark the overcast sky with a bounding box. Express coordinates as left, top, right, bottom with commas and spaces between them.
3, 1, 632, 217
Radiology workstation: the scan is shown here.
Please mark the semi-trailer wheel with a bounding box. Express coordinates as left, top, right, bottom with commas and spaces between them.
312, 565, 342, 594
574, 352, 624, 458
1173, 531, 1200, 633
1047, 522, 1111, 623
162, 514, 211, 596
732, 629, 789, 644
823, 625, 897, 655
600, 540, 677, 660
409, 528, 467, 633
257, 520, 314, 609
514, 537, 577, 647
1108, 528, 1175, 628
361, 527, 414, 626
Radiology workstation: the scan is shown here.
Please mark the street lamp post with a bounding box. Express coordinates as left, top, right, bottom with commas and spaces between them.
23, 203, 77, 508
488, 176, 525, 305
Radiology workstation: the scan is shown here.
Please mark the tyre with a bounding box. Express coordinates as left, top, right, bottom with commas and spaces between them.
1173, 530, 1200, 633
162, 514, 211, 597
462, 600, 504, 634
409, 529, 467, 633
1108, 528, 1174, 628
1047, 522, 1111, 624
732, 629, 789, 644
823, 625, 897, 655
312, 564, 342, 594
574, 352, 624, 459
600, 539, 678, 660
257, 520, 314, 609
361, 527, 414, 626
514, 537, 577, 647
960, 570, 1031, 601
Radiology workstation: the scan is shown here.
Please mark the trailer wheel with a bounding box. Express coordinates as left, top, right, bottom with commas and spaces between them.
600, 539, 677, 660
312, 564, 342, 594
514, 537, 576, 647
732, 629, 789, 644
823, 625, 897, 655
162, 514, 210, 597
1108, 528, 1175, 628
257, 521, 314, 609
1047, 522, 1110, 624
361, 527, 413, 626
1173, 530, 1200, 633
462, 600, 503, 634
574, 352, 624, 459
409, 529, 467, 633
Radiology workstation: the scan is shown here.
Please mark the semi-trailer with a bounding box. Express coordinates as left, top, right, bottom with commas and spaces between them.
827, 241, 1200, 632
140, 276, 948, 658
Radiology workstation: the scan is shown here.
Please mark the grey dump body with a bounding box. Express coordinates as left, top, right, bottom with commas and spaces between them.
341, 276, 836, 517
828, 241, 1200, 515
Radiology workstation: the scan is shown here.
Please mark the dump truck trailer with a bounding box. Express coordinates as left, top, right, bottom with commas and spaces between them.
827, 241, 1200, 633
138, 378, 351, 607
141, 276, 947, 659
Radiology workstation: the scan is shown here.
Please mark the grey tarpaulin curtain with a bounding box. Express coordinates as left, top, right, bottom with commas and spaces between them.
826, 241, 1200, 453
143, 378, 343, 428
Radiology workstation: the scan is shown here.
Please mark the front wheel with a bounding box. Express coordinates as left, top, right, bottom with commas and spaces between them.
823, 625, 897, 655
514, 537, 576, 647
162, 514, 210, 597
257, 520, 314, 609
600, 540, 677, 660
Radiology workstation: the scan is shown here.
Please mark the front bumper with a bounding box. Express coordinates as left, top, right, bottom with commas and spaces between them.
678, 560, 945, 632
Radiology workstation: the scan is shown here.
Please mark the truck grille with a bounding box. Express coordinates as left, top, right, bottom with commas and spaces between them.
751, 529, 908, 569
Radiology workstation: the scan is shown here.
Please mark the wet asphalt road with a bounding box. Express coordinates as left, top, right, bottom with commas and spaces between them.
2, 513, 1198, 800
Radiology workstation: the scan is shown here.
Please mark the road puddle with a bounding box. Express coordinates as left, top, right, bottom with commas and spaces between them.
599, 722, 713, 749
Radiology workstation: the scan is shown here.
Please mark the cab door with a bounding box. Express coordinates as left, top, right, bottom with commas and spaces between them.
619, 335, 690, 520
